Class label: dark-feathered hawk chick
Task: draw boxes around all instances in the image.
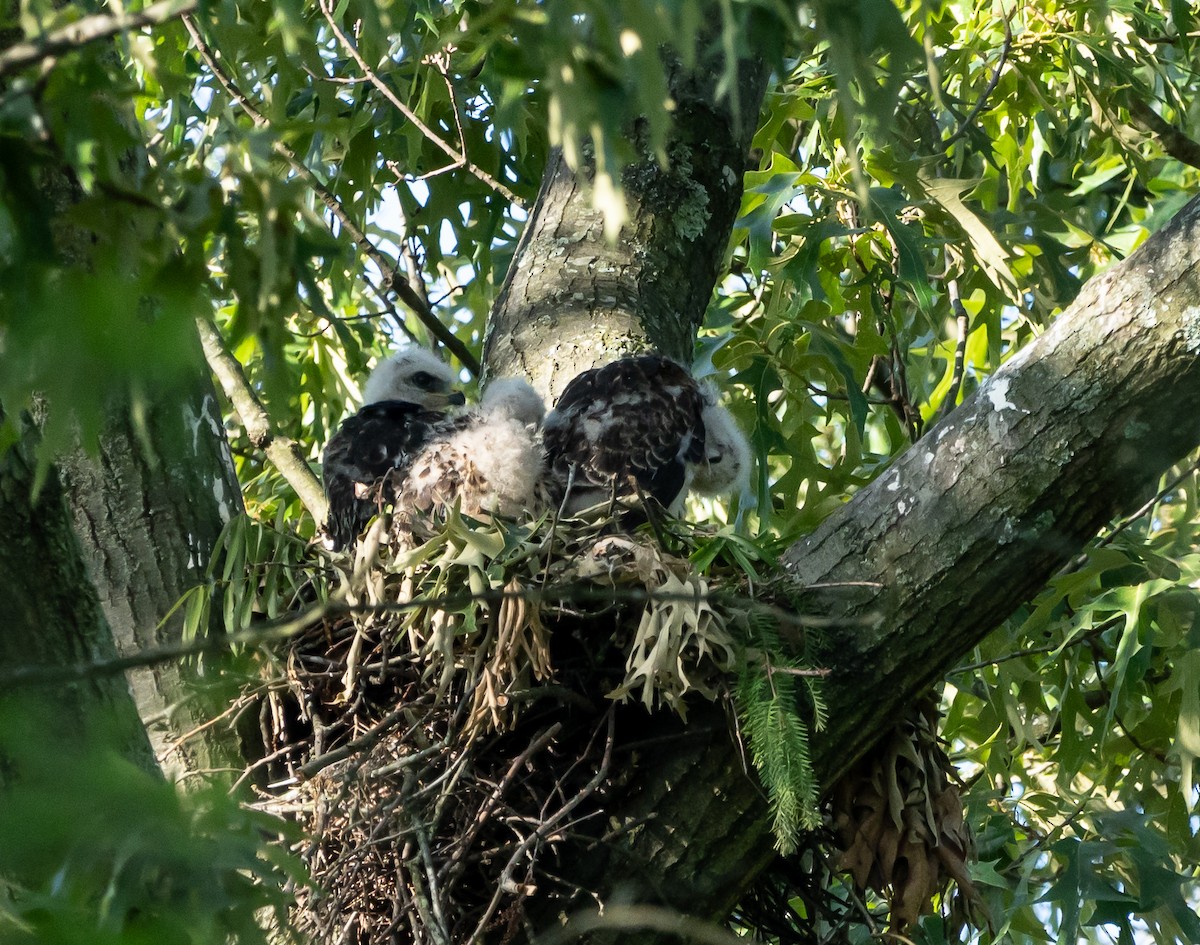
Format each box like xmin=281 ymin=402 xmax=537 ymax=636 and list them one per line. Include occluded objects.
xmin=542 ymin=353 xmax=749 ymax=517
xmin=392 ymin=378 xmax=547 ymax=537
xmin=321 ymin=349 xmax=465 ymax=550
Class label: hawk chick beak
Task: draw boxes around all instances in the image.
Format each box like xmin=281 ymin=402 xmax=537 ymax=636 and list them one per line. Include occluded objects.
xmin=427 ymin=390 xmax=466 ymax=408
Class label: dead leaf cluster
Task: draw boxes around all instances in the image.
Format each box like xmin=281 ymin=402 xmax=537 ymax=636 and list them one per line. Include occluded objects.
xmin=830 ymin=695 xmax=982 ymax=931
xmin=559 ymin=534 xmax=738 ymax=714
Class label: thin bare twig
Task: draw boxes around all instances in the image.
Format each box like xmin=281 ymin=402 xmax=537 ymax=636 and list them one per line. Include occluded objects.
xmin=318 ymin=0 xmax=524 ymax=208
xmin=468 ymin=711 xmax=615 ymax=942
xmin=195 ymin=317 xmax=328 ymax=522
xmin=400 ymin=769 xmax=453 ymax=945
xmin=881 ymin=309 xmax=921 ymax=442
xmin=0 ymin=599 xmax=339 ymax=688
xmin=767 ymin=665 xmax=832 ymax=679
xmin=294 ymin=702 xmax=424 ymax=782
xmin=293 ymin=307 xmax=394 ymax=338
xmin=940 ymin=11 xmax=1013 ymax=150
xmin=1056 ymin=453 xmax=1200 ymax=576
xmin=1087 ymin=637 xmax=1169 ymax=764
xmin=0 ymin=0 xmax=197 ymax=78
xmin=180 ymin=13 xmax=480 ymax=375
xmin=441 ymin=723 xmax=563 ymax=891
xmin=949 ymin=616 xmax=1118 ymax=675
xmin=851 ymin=235 xmax=922 ymax=440
xmin=393 ymin=198 xmax=434 ymax=315
xmin=937 ymin=278 xmax=970 ymax=422
xmin=426 ymin=48 xmax=469 ymax=159
xmin=1101 ymin=454 xmax=1200 ymax=545
xmin=363 ymin=270 xmax=423 ymax=344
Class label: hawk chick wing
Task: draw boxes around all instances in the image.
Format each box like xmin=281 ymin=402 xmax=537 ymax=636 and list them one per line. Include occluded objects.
xmin=322 ymin=401 xmax=447 ymax=549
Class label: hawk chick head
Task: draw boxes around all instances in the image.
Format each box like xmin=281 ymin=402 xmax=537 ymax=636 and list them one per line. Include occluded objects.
xmin=479 ymin=377 xmax=546 ymax=428
xmin=691 ymin=385 xmax=751 ymax=497
xmin=363 ymin=348 xmax=465 ymax=409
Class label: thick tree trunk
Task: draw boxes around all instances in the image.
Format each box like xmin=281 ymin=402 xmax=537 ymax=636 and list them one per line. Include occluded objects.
xmin=0 ymin=18 xmax=249 ymax=781
xmin=527 ymin=194 xmax=1200 ymax=939
xmin=57 ymin=368 xmax=246 ymax=782
xmin=0 ymin=416 xmax=156 ymax=773
xmin=481 ymin=55 xmax=769 ymax=399
xmin=477 ymin=44 xmax=777 ymax=941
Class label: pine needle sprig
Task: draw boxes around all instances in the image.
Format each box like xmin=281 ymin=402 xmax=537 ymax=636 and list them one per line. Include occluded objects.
xmin=734 ymin=609 xmax=824 ymax=854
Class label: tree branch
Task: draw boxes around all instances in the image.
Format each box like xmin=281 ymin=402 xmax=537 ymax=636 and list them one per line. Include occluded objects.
xmin=194 ymin=317 xmax=328 ymax=523
xmin=0 ymin=0 xmax=197 ymax=79
xmin=1126 ymin=96 xmax=1200 ymax=170
xmin=784 ymin=191 xmax=1200 ymax=784
xmin=939 ymin=10 xmax=1012 ymax=150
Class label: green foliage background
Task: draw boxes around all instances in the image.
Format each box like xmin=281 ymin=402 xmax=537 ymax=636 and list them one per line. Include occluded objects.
xmin=1 ymin=0 xmax=1199 ymax=942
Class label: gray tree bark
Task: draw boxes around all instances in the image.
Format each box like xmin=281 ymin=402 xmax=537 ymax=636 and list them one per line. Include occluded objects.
xmin=481 ymin=54 xmax=769 ymax=399
xmin=0 ymin=415 xmax=156 ymax=772
xmin=787 ymin=197 xmax=1200 ymax=784
xmin=0 ymin=25 xmax=247 ymax=783
xmin=57 ymin=367 xmax=246 ymax=782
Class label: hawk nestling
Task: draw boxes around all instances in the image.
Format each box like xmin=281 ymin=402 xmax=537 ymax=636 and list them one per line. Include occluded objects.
xmin=392 ymin=377 xmax=547 ymax=536
xmin=321 ymin=349 xmax=465 ymax=550
xmin=542 ymin=353 xmax=749 ymax=517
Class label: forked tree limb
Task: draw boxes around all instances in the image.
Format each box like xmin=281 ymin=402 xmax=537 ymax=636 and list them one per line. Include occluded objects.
xmin=529 ymin=195 xmax=1200 ymax=940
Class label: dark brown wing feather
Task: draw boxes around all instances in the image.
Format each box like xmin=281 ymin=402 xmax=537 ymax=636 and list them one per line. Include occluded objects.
xmin=321 ymin=400 xmax=447 ymax=549
xmin=543 ymin=354 xmax=705 ymax=511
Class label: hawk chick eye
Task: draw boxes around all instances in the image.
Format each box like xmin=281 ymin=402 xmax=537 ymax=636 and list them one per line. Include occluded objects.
xmin=411 ymin=371 xmax=438 ymax=390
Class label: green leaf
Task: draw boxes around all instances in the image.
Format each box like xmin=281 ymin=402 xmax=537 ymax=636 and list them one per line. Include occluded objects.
xmin=1173 ymin=650 xmax=1200 ymax=807
xmin=867 ymin=186 xmax=935 ymax=312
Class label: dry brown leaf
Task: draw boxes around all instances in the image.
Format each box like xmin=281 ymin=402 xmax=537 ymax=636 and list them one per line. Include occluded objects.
xmin=830 ymin=697 xmax=982 ymax=932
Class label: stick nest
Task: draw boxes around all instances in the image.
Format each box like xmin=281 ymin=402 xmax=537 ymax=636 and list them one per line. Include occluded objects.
xmin=250 ymin=510 xmax=746 ymax=945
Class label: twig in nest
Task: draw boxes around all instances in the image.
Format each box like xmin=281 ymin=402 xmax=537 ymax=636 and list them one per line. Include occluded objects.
xmin=440 ymin=723 xmax=564 ymax=894
xmin=467 ymin=710 xmax=616 ymax=941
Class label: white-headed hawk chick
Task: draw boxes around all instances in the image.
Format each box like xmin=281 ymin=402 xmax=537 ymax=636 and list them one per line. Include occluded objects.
xmin=321 ymin=349 xmax=465 ymax=550
xmin=542 ymin=353 xmax=749 ymax=518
